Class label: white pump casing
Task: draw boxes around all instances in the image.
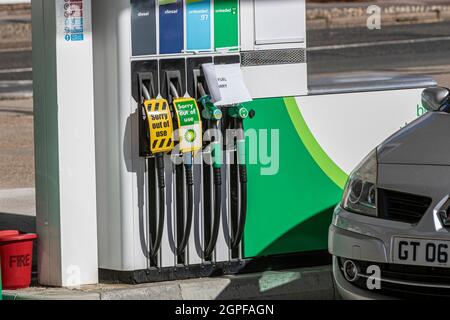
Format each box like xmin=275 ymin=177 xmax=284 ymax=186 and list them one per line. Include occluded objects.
xmin=32 ymin=0 xmax=98 ymax=286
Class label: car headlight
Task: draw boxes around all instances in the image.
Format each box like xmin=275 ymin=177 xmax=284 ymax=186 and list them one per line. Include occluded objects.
xmin=342 ymin=149 xmax=378 ymax=217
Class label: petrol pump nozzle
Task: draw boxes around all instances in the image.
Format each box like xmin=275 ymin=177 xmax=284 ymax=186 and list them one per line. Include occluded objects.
xmin=141 ymin=83 xmax=152 ymax=102
xmin=197 ymin=82 xmax=222 ymax=171
xmin=228 ymin=105 xmax=250 ymax=121
xmin=197 ymin=83 xmax=223 ymax=122
xmin=169 ymin=81 xmax=180 ymax=100
xmin=227 ymin=105 xmax=248 ymax=167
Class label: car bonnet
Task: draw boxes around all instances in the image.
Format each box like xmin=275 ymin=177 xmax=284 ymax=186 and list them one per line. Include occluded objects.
xmin=378 ymin=112 xmax=450 ymax=166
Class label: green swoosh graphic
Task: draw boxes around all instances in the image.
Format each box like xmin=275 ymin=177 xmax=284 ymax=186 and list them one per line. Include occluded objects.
xmin=284 ymin=97 xmax=348 ymax=189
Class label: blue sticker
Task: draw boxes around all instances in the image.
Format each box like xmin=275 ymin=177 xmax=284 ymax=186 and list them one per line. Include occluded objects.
xmin=62 ymin=1 xmax=85 ymax=42
xmin=159 ymin=0 xmax=184 ymax=54
xmin=71 ymin=33 xmax=84 ymax=41
xmin=65 ymin=18 xmax=83 ymax=26
xmin=65 ymin=26 xmax=84 ymax=34
xmin=72 ymin=26 xmax=84 ymax=33
xmin=186 ymin=0 xmax=211 ymax=51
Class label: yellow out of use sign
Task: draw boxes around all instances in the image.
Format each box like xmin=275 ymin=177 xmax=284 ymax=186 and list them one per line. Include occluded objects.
xmin=144 ymin=99 xmax=174 ymax=154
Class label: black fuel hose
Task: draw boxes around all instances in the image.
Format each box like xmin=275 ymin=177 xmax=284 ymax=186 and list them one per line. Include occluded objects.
xmin=203 ymin=167 xmax=222 ymax=259
xmin=229 ymin=120 xmax=248 ymax=250
xmin=176 ymin=159 xmax=194 ymax=256
xmin=141 ymin=85 xmax=166 ymax=264
xmin=231 ymin=164 xmax=247 ymax=249
xmin=150 ymin=153 xmax=166 ymax=264
xmin=203 ymin=122 xmax=222 ymax=259
xmin=168 ymin=82 xmax=195 ymax=258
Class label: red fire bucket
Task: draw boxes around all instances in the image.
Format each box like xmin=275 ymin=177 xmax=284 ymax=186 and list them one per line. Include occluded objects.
xmin=0 ymin=233 xmax=37 ymax=290
xmin=0 ymin=231 xmax=19 ymax=238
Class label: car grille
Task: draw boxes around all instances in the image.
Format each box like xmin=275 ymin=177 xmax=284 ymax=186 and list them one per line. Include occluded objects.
xmin=377 ymin=189 xmax=432 ymax=224
xmin=339 ymin=259 xmax=450 ymax=299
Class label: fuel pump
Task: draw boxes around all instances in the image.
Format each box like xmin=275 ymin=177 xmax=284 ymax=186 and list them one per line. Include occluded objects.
xmin=197 ymin=81 xmax=223 ymax=260
xmin=168 ymin=82 xmax=203 ymax=259
xmin=139 ymin=76 xmax=174 ymax=265
xmin=226 ymin=105 xmax=255 ymax=251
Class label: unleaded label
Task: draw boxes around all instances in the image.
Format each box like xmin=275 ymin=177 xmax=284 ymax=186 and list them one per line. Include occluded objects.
xmin=186 ymin=0 xmax=212 ymax=51
xmin=214 ymin=0 xmax=239 ymax=49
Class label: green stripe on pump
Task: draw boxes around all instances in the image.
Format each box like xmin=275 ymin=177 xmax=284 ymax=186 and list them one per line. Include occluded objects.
xmin=243 ymin=97 xmax=343 ymax=257
xmin=284 ymin=97 xmax=348 ymax=190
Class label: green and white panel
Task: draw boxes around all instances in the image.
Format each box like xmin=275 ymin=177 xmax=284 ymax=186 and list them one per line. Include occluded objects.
xmin=242 ymin=89 xmax=424 ymax=258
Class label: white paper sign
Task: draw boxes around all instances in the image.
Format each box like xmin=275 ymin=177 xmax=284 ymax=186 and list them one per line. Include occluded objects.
xmin=202 ymin=63 xmax=253 ymax=106
xmin=202 ymin=63 xmax=222 ymax=103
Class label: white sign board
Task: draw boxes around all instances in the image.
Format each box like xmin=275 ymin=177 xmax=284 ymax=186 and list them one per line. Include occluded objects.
xmin=202 ymin=63 xmax=253 ymax=106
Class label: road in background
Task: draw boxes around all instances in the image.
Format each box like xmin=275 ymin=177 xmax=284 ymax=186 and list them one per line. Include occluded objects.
xmin=0 ymin=10 xmax=31 ymax=98
xmin=307 ymin=21 xmax=450 ymax=86
xmin=3 ymin=21 xmax=450 ymax=98
xmin=0 ymin=20 xmax=449 ymax=181
xmin=1 ymin=18 xmax=450 ymax=189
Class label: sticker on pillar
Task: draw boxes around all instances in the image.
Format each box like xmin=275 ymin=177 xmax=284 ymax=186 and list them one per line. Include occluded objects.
xmin=131 ymin=0 xmax=157 ymax=56
xmin=144 ymin=99 xmax=175 ymax=154
xmin=159 ymin=0 xmax=184 ymax=54
xmin=63 ymin=0 xmax=85 ymax=42
xmin=186 ymin=0 xmax=212 ymax=52
xmin=173 ymin=98 xmax=202 ymax=153
xmin=214 ymin=0 xmax=238 ymax=50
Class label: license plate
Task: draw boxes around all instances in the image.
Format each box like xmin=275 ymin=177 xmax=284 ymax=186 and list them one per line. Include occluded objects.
xmin=393 ymin=237 xmax=450 ymax=268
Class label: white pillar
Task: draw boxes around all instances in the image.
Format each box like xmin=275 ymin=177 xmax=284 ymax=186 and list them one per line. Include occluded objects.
xmin=32 ymin=0 xmax=98 ymax=287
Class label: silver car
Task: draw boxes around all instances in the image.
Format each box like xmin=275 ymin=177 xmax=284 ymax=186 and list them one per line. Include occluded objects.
xmin=329 ymin=86 xmax=450 ymax=299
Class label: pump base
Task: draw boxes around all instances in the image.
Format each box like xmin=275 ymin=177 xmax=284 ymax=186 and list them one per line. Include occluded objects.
xmin=99 ymin=251 xmax=330 ymax=284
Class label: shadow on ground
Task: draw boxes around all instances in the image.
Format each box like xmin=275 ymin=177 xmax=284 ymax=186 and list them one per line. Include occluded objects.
xmin=0 ymin=212 xmax=35 ymax=234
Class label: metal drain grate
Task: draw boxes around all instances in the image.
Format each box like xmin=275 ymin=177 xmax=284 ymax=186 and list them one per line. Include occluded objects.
xmin=241 ymin=48 xmax=306 ymax=67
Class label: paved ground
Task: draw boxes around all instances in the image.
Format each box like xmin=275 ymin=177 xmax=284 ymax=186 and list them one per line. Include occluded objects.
xmin=0 ymin=50 xmax=31 ymax=97
xmin=3 ymin=265 xmax=337 ymax=300
xmin=0 ymin=188 xmax=34 ymax=215
xmin=0 ymin=98 xmax=34 ymax=191
xmin=0 ymin=6 xmax=31 ymax=98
